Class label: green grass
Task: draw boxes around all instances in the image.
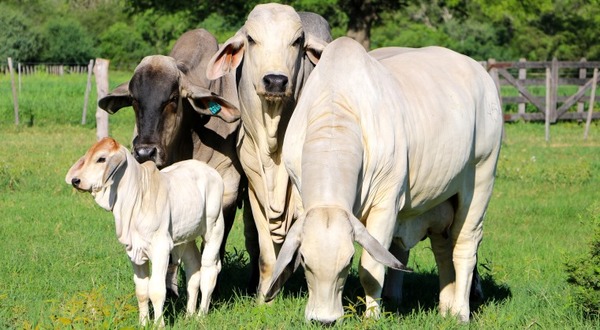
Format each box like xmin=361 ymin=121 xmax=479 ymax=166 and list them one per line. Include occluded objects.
xmin=1 ymin=74 xmax=599 ymax=328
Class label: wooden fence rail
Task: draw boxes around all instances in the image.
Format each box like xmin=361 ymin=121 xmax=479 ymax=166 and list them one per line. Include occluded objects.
xmin=485 ymin=58 xmax=600 ymax=122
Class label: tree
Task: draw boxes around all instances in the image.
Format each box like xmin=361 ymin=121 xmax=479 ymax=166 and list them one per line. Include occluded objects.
xmin=39 ymin=18 xmax=96 ymax=64
xmin=126 ymin=0 xmax=402 ymax=50
xmin=0 ymin=4 xmax=42 ymax=62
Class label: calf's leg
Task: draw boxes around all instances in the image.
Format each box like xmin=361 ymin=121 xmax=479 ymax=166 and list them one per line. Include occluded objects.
xmin=180 ymin=242 xmax=202 ymax=315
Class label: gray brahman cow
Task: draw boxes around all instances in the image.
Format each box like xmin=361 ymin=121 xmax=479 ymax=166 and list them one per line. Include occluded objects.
xmin=266 ymin=37 xmax=503 ymax=324
xmin=66 ymin=137 xmax=224 ymax=326
xmin=98 ymin=29 xmax=248 ymax=294
xmin=206 ymin=3 xmax=331 ymax=298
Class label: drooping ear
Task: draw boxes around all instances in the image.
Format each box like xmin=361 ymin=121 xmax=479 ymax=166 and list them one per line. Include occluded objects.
xmin=98 ymin=82 xmax=132 ymax=114
xmin=305 ymin=34 xmax=327 ymax=65
xmin=349 ymin=214 xmax=412 ymax=272
xmin=181 ymin=75 xmax=241 ymax=123
xmin=206 ymin=31 xmax=246 ymax=80
xmin=102 ymin=145 xmax=127 ymax=185
xmin=264 ymin=215 xmax=306 ymax=302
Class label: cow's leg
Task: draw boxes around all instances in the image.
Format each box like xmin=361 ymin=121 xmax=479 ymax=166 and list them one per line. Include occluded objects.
xmin=220 ymin=202 xmax=237 ymax=262
xmin=243 ymin=192 xmax=260 ymax=294
xmin=451 ymin=164 xmax=495 ymax=322
xmin=247 ymin=188 xmax=279 ymax=303
xmin=165 ymin=256 xmax=180 ymax=298
xmin=382 ymin=243 xmax=409 ymax=306
xmin=430 ymin=230 xmax=455 ymax=316
xmin=179 ymin=242 xmax=202 ymax=316
xmin=131 ymin=261 xmax=150 ymax=326
xmin=149 ymin=248 xmax=170 ymax=327
xmin=198 ymin=212 xmax=224 ymax=315
xmin=359 ymin=205 xmax=397 ymax=318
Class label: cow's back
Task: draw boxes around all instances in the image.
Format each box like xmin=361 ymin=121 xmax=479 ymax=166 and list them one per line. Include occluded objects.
xmin=377 ymin=46 xmax=502 ymax=213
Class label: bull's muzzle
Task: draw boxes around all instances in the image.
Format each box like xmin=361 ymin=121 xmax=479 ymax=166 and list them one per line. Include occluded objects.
xmin=133 ymin=145 xmax=157 ymax=163
xmin=262 ymin=74 xmax=288 ymax=94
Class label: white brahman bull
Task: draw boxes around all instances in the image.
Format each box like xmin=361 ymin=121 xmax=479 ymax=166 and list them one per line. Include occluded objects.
xmin=206 ymin=3 xmax=331 ymax=299
xmin=267 ymin=37 xmax=503 ymax=324
xmin=66 ymin=137 xmax=224 ymax=326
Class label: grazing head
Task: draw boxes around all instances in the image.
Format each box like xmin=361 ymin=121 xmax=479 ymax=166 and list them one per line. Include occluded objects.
xmin=207 ymin=3 xmax=326 ymax=103
xmin=98 ymin=55 xmax=240 ymax=168
xmin=65 ymin=137 xmax=127 ymax=194
xmin=265 ymin=207 xmax=410 ymax=324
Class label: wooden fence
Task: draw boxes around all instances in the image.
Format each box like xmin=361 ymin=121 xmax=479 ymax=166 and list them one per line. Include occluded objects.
xmin=485 ymin=58 xmax=600 ymax=123
xmin=0 ymin=63 xmax=92 ymax=75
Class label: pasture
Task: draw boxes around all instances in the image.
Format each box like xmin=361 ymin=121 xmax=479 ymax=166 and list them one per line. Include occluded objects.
xmin=1 ymin=73 xmax=599 ymax=329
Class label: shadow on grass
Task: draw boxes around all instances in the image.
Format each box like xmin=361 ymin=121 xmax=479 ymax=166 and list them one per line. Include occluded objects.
xmin=162 ymin=250 xmax=512 ymax=325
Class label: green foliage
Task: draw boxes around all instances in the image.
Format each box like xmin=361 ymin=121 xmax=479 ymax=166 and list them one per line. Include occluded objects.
xmin=565 ymin=203 xmax=600 ymax=319
xmin=39 ymin=18 xmax=96 ymax=64
xmin=98 ymin=22 xmax=154 ymax=69
xmin=0 ymin=4 xmax=42 ymax=61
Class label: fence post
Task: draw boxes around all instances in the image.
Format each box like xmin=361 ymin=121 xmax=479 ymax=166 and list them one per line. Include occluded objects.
xmin=94 ymin=58 xmax=110 ymax=140
xmin=578 ymin=58 xmax=587 ymax=118
xmin=8 ymin=57 xmax=19 ymax=125
xmin=583 ymin=68 xmax=598 ymax=140
xmin=17 ymin=62 xmax=22 ymax=93
xmin=545 ymin=66 xmax=551 ymax=141
xmin=82 ymin=59 xmax=94 ymax=125
xmin=518 ymin=58 xmax=526 ymax=117
xmin=550 ymin=57 xmax=559 ymax=122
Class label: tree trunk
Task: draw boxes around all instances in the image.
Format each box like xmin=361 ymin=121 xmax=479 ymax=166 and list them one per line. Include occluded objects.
xmin=345 ymin=0 xmax=376 ymax=50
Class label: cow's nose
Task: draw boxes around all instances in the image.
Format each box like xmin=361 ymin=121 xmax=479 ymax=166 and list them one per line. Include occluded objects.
xmin=71 ymin=178 xmax=81 ymax=187
xmin=134 ymin=146 xmax=157 ymax=162
xmin=263 ymin=74 xmax=288 ymax=93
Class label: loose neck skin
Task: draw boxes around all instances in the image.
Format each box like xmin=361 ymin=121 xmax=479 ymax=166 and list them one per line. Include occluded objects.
xmin=92 ymin=149 xmax=148 ymax=246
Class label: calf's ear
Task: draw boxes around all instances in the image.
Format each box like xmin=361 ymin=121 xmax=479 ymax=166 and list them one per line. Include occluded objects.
xmin=206 ymin=31 xmax=246 ymax=80
xmin=305 ymin=34 xmax=327 ymax=65
xmin=349 ymin=214 xmax=412 ymax=272
xmin=181 ymin=76 xmax=241 ymax=123
xmin=264 ymin=215 xmax=306 ymax=302
xmin=98 ymin=82 xmax=132 ymax=114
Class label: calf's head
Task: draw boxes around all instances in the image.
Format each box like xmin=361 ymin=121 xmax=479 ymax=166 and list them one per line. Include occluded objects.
xmin=65 ymin=137 xmax=127 ymax=194
xmin=265 ymin=207 xmax=410 ymax=324
xmin=206 ymin=3 xmax=325 ymax=103
xmin=98 ymin=55 xmax=240 ymax=168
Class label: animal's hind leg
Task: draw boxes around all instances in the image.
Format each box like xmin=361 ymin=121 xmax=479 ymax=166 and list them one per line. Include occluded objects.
xmin=382 ymin=243 xmax=409 ymax=306
xmin=430 ymin=230 xmax=455 ymax=317
xmin=180 ymin=242 xmax=202 ymax=316
xmin=198 ymin=211 xmax=224 ymax=315
xmin=450 ymin=165 xmax=496 ymax=322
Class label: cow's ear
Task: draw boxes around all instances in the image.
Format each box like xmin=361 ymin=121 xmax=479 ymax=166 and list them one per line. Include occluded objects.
xmin=181 ymin=77 xmax=241 ymax=123
xmin=265 ymin=215 xmax=305 ymax=302
xmin=349 ymin=214 xmax=412 ymax=272
xmin=98 ymin=82 xmax=132 ymax=114
xmin=305 ymin=34 xmax=327 ymax=65
xmin=206 ymin=31 xmax=246 ymax=80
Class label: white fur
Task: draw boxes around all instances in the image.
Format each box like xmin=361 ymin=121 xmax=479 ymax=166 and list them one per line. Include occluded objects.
xmin=66 ymin=137 xmax=224 ymax=326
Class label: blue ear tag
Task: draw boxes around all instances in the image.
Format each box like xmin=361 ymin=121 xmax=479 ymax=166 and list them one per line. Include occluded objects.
xmin=208 ymin=101 xmax=221 ymax=115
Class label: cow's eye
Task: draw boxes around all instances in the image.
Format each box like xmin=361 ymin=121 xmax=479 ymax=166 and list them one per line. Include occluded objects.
xmin=292 ymin=36 xmax=303 ymax=47
xmin=97 ymin=157 xmax=106 ymax=163
xmin=247 ymin=35 xmax=255 ymax=45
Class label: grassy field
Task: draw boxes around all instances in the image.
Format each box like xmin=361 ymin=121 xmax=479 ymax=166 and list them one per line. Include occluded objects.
xmin=1 ymin=73 xmax=599 ymax=329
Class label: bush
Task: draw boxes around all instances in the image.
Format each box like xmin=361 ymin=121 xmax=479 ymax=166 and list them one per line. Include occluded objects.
xmin=565 ymin=203 xmax=600 ymax=319
xmin=0 ymin=4 xmax=42 ymax=62
xmin=39 ymin=18 xmax=96 ymax=64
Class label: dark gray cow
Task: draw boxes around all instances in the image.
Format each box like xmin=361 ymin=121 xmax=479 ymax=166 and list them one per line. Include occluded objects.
xmin=98 ymin=29 xmax=253 ymax=295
